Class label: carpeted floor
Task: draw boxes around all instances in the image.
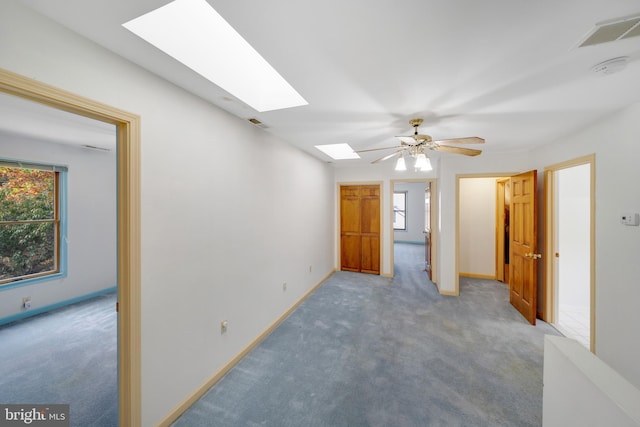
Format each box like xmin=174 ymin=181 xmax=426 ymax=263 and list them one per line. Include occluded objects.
xmin=173 ymin=243 xmax=559 ymax=427
xmin=0 ymin=244 xmax=559 ymax=426
xmin=0 ymin=292 xmax=117 ymax=427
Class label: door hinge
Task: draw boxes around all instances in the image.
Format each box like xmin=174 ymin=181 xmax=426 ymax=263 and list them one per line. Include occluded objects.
xmin=116 ymin=301 xmax=119 ymax=313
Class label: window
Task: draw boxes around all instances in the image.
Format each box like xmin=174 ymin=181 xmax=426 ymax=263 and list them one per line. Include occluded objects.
xmin=393 ymin=191 xmax=407 ymax=230
xmin=0 ymin=162 xmax=66 ymax=285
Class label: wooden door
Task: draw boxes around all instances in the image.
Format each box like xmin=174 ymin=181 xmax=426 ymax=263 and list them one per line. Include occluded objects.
xmin=509 ymin=170 xmax=538 ymax=325
xmin=340 ymin=185 xmax=380 ymax=274
xmin=340 ymin=186 xmax=361 ymax=272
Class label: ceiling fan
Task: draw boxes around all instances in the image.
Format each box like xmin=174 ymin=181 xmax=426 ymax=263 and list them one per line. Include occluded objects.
xmin=357 ymin=118 xmax=484 ymax=167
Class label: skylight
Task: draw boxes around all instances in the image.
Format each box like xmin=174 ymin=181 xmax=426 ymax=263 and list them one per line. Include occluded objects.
xmin=315 ymin=144 xmax=360 ymax=160
xmin=122 ymin=0 xmax=307 ymax=112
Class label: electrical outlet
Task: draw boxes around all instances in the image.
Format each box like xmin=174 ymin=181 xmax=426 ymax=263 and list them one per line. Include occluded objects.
xmin=309 ymin=265 xmax=312 ymax=273
xmin=282 ymin=282 xmax=287 ymax=291
xmin=220 ymin=320 xmax=228 ymax=334
xmin=22 ymin=297 xmax=31 ymax=310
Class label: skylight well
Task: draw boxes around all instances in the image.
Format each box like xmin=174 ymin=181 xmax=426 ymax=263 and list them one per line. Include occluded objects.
xmin=315 ymin=144 xmax=360 ymax=160
xmin=123 ymin=0 xmax=307 ymax=112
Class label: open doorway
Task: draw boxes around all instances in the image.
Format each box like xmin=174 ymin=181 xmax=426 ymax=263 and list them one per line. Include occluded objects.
xmin=495 ymin=178 xmax=510 ymax=284
xmin=0 ymin=90 xmax=118 ymax=423
xmin=0 ymin=68 xmax=141 ymax=424
xmin=544 ymin=156 xmax=594 ymax=351
xmin=390 ymin=179 xmax=437 ymax=284
xmin=455 ymin=173 xmax=517 ymax=296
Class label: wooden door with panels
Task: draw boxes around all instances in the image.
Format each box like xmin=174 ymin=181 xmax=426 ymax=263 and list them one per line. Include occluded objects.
xmin=509 ymin=170 xmax=539 ymax=325
xmin=340 ymin=185 xmax=380 ymax=274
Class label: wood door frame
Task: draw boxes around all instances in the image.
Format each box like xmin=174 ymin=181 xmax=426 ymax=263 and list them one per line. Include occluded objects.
xmin=0 ymin=68 xmax=142 ymax=426
xmin=543 ymin=154 xmax=595 ymax=352
xmin=495 ymin=178 xmax=509 ymax=283
xmin=455 ymin=173 xmax=516 ymax=296
xmin=337 ymin=181 xmax=383 ymax=275
xmin=389 ymin=178 xmax=438 ymax=284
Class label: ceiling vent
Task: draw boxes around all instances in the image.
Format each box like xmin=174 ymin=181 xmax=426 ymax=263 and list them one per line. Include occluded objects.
xmin=81 ymin=144 xmax=111 ymax=152
xmin=248 ymin=118 xmax=269 ymax=129
xmin=578 ymin=13 xmax=640 ymax=47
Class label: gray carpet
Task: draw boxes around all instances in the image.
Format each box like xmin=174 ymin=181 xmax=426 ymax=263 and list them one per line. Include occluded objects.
xmin=0 ymin=292 xmax=117 ymax=427
xmin=173 ymin=243 xmax=559 ymax=426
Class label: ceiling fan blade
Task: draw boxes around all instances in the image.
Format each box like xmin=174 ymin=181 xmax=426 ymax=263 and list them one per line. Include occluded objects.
xmin=356 ymin=145 xmax=403 ymax=153
xmin=432 ymin=145 xmax=482 ymax=156
xmin=372 ymin=150 xmax=402 ymax=164
xmin=433 ymin=136 xmax=485 ymax=145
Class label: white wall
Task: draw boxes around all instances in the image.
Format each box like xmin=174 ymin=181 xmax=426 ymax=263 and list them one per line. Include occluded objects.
xmin=533 ymin=103 xmax=640 ymax=390
xmin=543 ymin=336 xmax=640 ymax=427
xmin=459 ymin=177 xmax=496 ymax=277
xmin=393 ymin=181 xmax=427 ymax=243
xmin=0 ymin=132 xmax=116 ymax=320
xmin=557 ymin=164 xmax=590 ymax=309
xmin=0 ymin=2 xmax=335 ymax=425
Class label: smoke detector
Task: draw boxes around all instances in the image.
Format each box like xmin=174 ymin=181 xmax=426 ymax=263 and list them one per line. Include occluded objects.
xmin=591 ymin=57 xmax=629 ymax=75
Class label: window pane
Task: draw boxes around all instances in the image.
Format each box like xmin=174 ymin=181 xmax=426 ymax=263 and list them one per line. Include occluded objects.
xmin=0 ymin=221 xmax=56 ymax=281
xmin=393 ymin=192 xmax=406 ymax=230
xmin=0 ymin=166 xmax=55 ymax=221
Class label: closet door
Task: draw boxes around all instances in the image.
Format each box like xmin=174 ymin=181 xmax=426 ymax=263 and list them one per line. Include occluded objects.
xmin=340 ymin=186 xmax=361 ymax=272
xmin=340 ymin=185 xmax=380 ymax=274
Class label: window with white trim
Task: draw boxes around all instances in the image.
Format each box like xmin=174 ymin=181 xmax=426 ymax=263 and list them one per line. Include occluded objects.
xmin=393 ymin=191 xmax=407 ymax=230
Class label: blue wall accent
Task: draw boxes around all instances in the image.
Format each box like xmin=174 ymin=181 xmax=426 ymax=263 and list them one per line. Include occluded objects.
xmin=393 ymin=240 xmax=425 ymax=245
xmin=0 ymin=286 xmax=116 ymax=326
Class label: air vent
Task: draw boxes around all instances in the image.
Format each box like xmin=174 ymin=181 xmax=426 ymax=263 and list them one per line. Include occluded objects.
xmin=578 ymin=13 xmax=640 ymax=47
xmin=81 ymin=144 xmax=111 ymax=152
xmin=248 ymin=118 xmax=269 ymax=129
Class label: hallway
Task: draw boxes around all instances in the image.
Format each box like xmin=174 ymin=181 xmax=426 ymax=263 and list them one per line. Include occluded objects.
xmin=173 ymin=243 xmax=558 ymax=426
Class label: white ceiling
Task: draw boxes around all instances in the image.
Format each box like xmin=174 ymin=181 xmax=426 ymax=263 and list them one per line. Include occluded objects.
xmin=0 ymin=91 xmax=116 ymax=150
xmin=9 ymin=0 xmax=640 ymax=165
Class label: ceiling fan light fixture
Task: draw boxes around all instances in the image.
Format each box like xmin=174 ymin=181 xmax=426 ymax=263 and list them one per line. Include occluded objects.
xmin=395 ymin=156 xmax=407 ymax=171
xmin=420 ymin=157 xmax=432 ymax=172
xmin=414 ymin=152 xmax=428 ymax=170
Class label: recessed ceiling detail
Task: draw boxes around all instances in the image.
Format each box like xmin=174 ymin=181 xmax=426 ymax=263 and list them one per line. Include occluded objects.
xmin=122 ymin=0 xmax=308 ymax=112
xmin=578 ymin=13 xmax=640 ymax=47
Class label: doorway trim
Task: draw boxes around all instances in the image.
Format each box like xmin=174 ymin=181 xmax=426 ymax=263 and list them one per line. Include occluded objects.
xmin=543 ymin=154 xmax=595 ymax=352
xmin=389 ymin=178 xmax=438 ymax=284
xmin=0 ymin=68 xmax=142 ymax=425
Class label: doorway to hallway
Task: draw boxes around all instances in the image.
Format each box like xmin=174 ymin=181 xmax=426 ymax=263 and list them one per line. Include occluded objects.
xmin=391 ymin=179 xmax=437 ymax=284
